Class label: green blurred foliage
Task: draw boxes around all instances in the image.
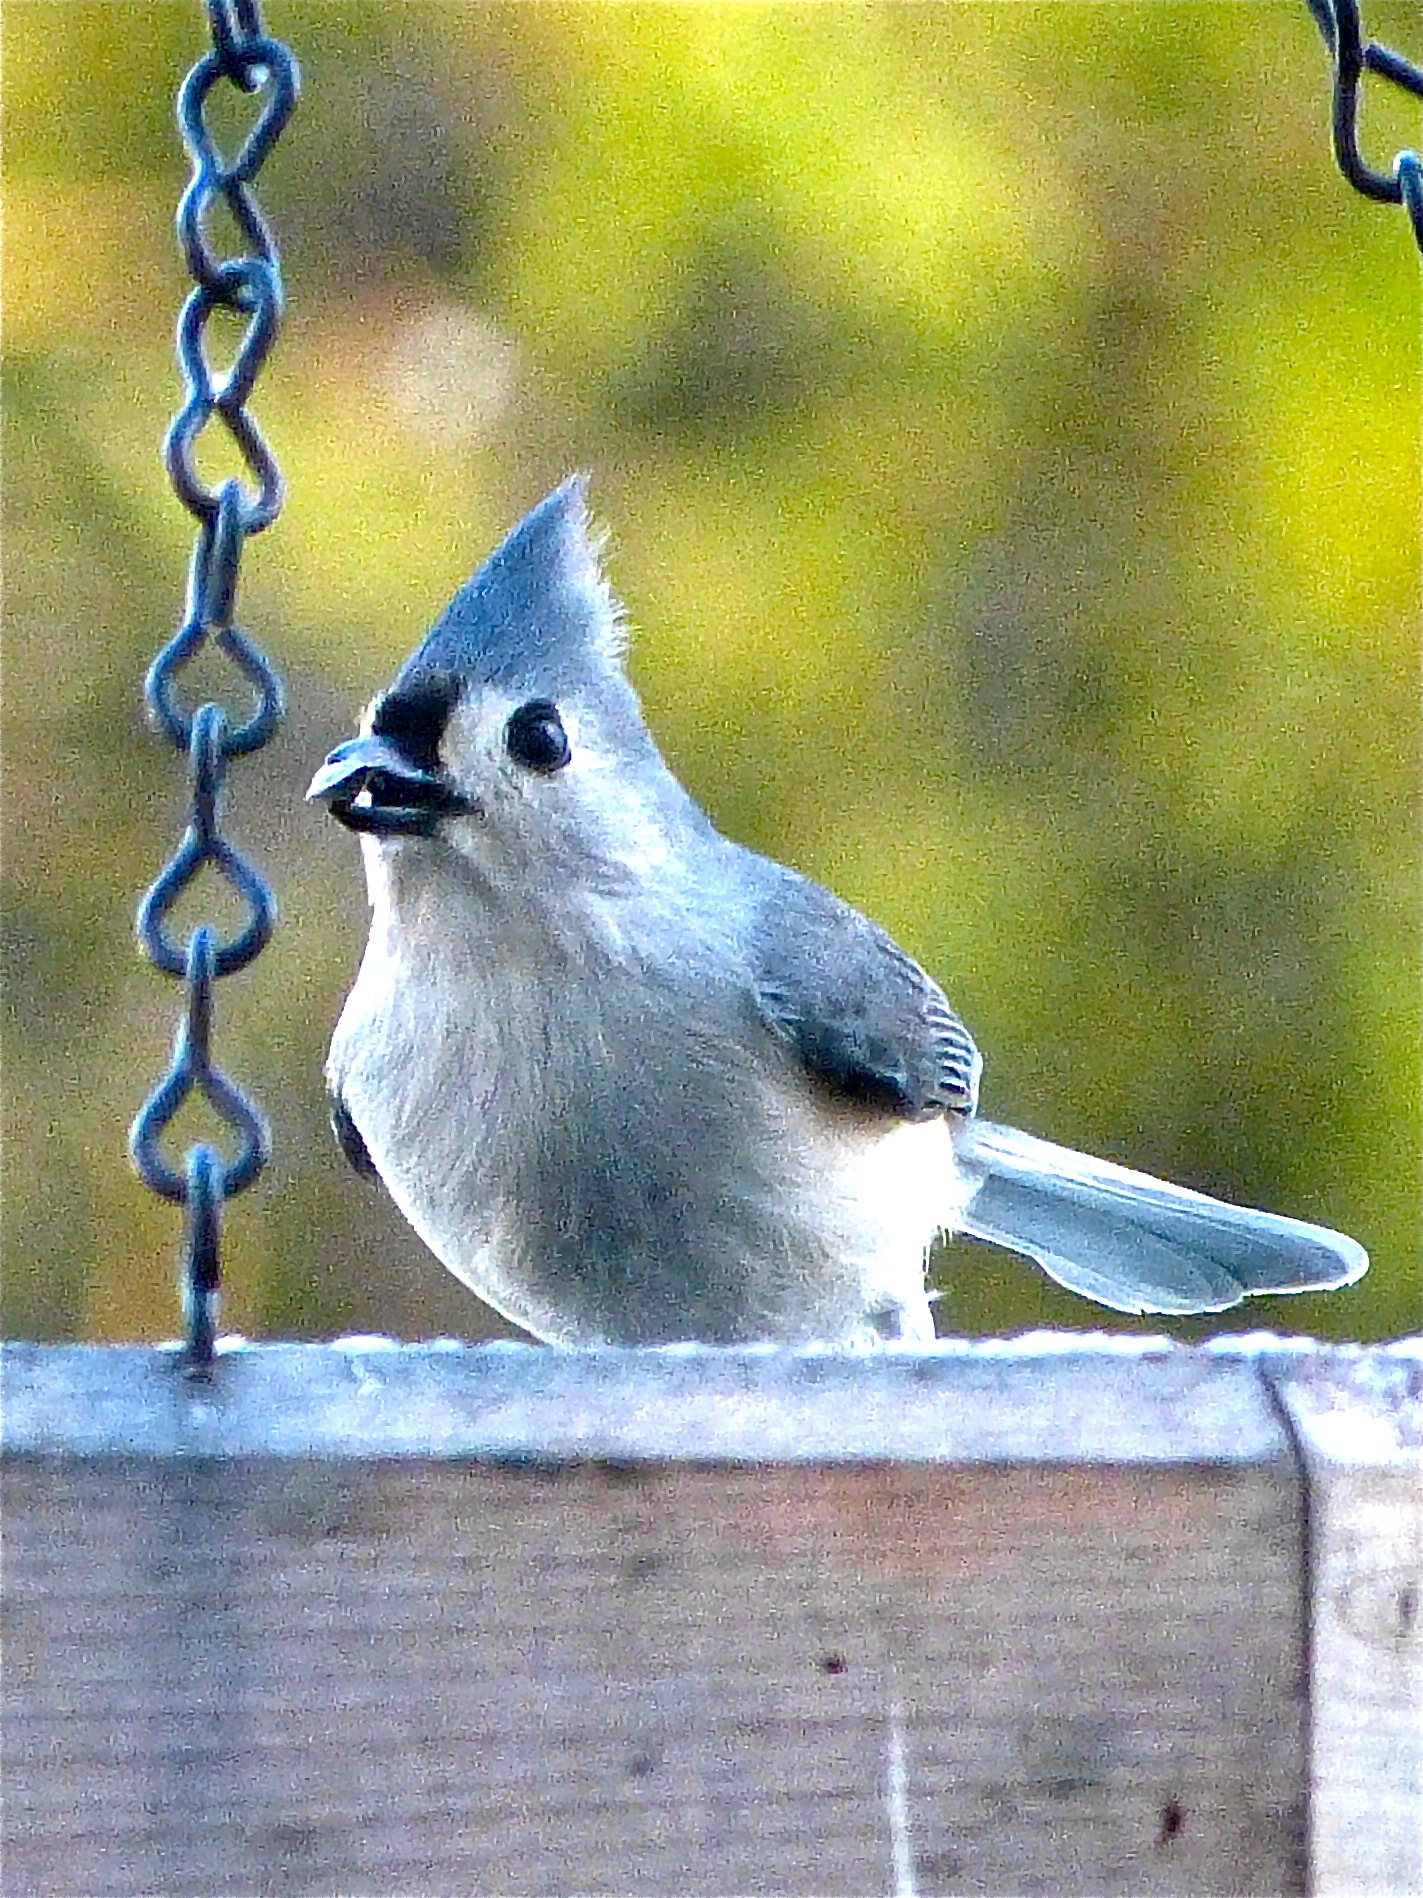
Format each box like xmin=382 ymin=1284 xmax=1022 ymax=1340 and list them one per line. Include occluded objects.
xmin=3 ymin=2 xmax=1418 ymax=1345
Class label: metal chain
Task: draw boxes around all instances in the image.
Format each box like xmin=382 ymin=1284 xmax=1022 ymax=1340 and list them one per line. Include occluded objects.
xmin=130 ymin=0 xmax=299 ymax=1367
xmin=1306 ymin=0 xmax=1423 ymax=250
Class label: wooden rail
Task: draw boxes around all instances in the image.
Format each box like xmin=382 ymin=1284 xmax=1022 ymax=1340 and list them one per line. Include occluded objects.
xmin=3 ymin=1337 xmax=1418 ymax=1897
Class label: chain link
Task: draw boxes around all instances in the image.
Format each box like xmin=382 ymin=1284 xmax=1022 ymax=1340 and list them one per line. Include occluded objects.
xmin=1306 ymin=0 xmax=1423 ymax=250
xmin=130 ymin=0 xmax=298 ymax=1367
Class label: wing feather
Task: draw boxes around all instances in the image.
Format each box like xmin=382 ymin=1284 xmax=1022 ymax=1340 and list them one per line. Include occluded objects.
xmin=748 ymin=862 xmax=979 ymax=1121
xmin=330 ymin=1089 xmax=382 ymax=1183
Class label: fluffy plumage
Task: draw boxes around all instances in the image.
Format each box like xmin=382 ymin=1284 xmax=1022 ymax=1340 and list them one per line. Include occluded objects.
xmin=309 ymin=479 xmax=1367 ymax=1343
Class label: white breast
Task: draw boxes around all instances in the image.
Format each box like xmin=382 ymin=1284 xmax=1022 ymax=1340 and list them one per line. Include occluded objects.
xmin=328 ymin=842 xmax=970 ymax=1345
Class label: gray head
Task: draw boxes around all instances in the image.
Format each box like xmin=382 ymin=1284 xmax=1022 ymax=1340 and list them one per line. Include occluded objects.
xmin=307 ymin=478 xmax=708 ymax=886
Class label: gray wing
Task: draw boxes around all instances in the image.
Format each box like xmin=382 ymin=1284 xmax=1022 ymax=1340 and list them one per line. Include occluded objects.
xmin=747 ymin=860 xmax=980 ymax=1121
xmin=329 ymin=1088 xmax=382 ymax=1184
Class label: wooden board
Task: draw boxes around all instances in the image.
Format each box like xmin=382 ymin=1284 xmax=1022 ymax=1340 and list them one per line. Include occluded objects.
xmin=0 ymin=1338 xmax=1407 ymax=1897
xmin=1266 ymin=1342 xmax=1423 ymax=1898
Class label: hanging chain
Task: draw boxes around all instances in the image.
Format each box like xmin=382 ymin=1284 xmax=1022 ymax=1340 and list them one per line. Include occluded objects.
xmin=130 ymin=0 xmax=299 ymax=1367
xmin=1306 ymin=0 xmax=1423 ymax=250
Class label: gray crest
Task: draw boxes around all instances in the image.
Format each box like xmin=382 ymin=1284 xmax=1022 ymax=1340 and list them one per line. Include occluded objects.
xmin=393 ymin=475 xmax=625 ymax=699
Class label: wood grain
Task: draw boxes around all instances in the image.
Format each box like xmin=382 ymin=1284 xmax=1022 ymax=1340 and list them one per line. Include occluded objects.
xmin=0 ymin=1339 xmax=1382 ymax=1897
xmin=1266 ymin=1343 xmax=1423 ymax=1898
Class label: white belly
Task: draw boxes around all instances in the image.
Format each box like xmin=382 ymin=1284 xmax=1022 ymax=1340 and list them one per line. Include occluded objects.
xmin=330 ymin=900 xmax=971 ymax=1345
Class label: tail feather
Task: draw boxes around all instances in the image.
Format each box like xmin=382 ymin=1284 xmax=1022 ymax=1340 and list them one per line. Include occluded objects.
xmin=955 ymin=1120 xmax=1369 ymax=1316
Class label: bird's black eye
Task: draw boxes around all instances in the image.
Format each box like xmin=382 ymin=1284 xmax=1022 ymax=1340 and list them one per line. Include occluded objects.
xmin=505 ymin=698 xmax=571 ymax=774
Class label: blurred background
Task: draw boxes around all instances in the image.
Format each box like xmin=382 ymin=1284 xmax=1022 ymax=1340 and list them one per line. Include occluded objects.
xmin=4 ymin=2 xmax=1418 ymax=1345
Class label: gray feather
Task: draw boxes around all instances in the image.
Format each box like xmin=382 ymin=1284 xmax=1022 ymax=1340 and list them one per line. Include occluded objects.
xmin=749 ymin=859 xmax=981 ymax=1121
xmin=394 ymin=476 xmax=625 ymax=702
xmin=956 ymin=1120 xmax=1369 ymax=1314
xmin=330 ymin=1089 xmax=381 ymax=1184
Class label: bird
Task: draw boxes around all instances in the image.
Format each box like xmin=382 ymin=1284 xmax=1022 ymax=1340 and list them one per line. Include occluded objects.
xmin=307 ymin=477 xmax=1368 ymax=1346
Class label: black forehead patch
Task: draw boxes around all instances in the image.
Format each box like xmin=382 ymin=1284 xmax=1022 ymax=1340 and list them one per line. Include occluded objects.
xmin=369 ymin=672 xmax=460 ymax=773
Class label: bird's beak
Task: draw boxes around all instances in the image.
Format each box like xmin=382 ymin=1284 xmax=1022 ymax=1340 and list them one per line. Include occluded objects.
xmin=306 ymin=735 xmax=475 ymax=836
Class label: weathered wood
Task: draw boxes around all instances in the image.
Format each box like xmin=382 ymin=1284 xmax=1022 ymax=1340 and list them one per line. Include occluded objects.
xmin=0 ymin=1338 xmax=1410 ymax=1898
xmin=1263 ymin=1342 xmax=1423 ymax=1898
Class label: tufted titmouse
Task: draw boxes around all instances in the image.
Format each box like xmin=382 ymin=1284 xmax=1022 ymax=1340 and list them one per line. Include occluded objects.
xmin=308 ymin=479 xmax=1367 ymax=1345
